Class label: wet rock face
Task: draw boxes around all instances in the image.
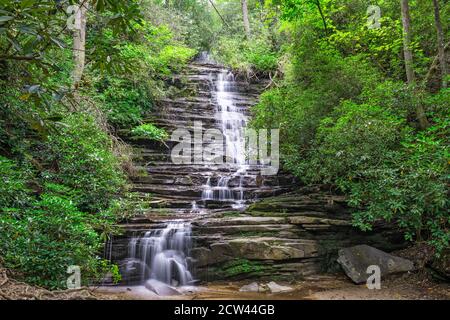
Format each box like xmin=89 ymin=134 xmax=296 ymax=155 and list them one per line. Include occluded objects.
xmin=121 ymin=61 xmax=296 ymax=210
xmin=191 ymin=238 xmax=317 ymax=266
xmin=191 ymin=189 xmax=407 ymax=281
xmin=109 ymin=60 xmax=300 ymax=285
xmin=108 ymin=61 xmax=407 ymax=285
xmin=337 ymin=245 xmax=415 ymax=284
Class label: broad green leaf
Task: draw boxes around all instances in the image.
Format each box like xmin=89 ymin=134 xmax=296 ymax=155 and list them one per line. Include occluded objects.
xmin=0 ymin=16 xmax=13 ymax=23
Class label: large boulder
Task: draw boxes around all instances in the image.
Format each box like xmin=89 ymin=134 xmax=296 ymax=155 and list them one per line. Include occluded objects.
xmin=337 ymin=245 xmax=414 ymax=284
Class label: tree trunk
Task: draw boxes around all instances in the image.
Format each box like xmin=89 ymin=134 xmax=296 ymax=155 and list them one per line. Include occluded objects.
xmin=314 ymin=0 xmax=328 ymax=34
xmin=72 ymin=1 xmax=88 ymax=88
xmin=400 ymin=0 xmax=415 ymax=84
xmin=241 ymin=0 xmax=251 ymax=39
xmin=432 ymin=0 xmax=448 ymax=88
xmin=400 ymin=0 xmax=429 ymax=129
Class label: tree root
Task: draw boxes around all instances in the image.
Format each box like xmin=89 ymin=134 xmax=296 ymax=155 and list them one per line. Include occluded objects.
xmin=0 ymin=268 xmax=115 ymax=300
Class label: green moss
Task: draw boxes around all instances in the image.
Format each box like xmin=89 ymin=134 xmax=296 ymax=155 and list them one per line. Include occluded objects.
xmin=237 ymin=231 xmax=279 ymax=238
xmin=244 ymin=210 xmax=291 ymax=218
xmin=221 ymin=211 xmax=243 ymax=217
xmin=220 ymin=259 xmax=266 ymax=277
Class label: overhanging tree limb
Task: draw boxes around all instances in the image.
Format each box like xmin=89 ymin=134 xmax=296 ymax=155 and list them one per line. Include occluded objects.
xmin=0 ymin=55 xmax=37 ymax=61
xmin=208 ymin=0 xmax=231 ymax=29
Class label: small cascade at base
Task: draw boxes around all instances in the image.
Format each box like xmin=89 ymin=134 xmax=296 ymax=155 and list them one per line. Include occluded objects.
xmin=124 ymin=222 xmax=193 ymax=286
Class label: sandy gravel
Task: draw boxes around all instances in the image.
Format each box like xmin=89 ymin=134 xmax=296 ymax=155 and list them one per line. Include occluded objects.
xmin=95 ymin=274 xmax=449 ymax=300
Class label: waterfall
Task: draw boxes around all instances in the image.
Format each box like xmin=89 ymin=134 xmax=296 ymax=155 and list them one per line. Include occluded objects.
xmin=197 ymin=51 xmax=216 ymax=64
xmin=190 ymin=201 xmax=198 ymax=213
xmin=201 ymin=177 xmax=214 ymax=200
xmin=104 ymin=235 xmax=113 ymax=268
xmin=120 ymin=55 xmax=261 ymax=290
xmin=201 ymin=69 xmax=248 ymax=209
xmin=217 ymin=71 xmax=247 ymax=165
xmin=125 ymin=222 xmax=193 ymax=286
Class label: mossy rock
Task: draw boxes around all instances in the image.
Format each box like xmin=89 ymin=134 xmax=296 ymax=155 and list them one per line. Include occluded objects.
xmin=209 ymin=259 xmax=271 ymax=279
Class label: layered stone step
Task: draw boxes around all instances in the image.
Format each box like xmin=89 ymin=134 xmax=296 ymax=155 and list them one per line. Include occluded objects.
xmin=131 ymin=172 xmax=295 ymax=187
xmin=131 ymin=183 xmax=289 ymax=200
xmin=189 ymin=188 xmax=407 ymax=281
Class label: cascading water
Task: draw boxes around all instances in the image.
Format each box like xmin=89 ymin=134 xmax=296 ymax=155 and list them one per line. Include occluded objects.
xmin=125 ymin=222 xmax=193 ymax=286
xmin=122 ymin=55 xmax=255 ymax=290
xmin=201 ymin=69 xmax=249 ymax=209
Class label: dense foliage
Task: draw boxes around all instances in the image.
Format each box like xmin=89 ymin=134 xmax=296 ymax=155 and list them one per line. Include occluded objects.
xmin=0 ymin=0 xmax=195 ymax=288
xmin=210 ymin=0 xmax=281 ymax=74
xmin=243 ymin=0 xmax=449 ymax=254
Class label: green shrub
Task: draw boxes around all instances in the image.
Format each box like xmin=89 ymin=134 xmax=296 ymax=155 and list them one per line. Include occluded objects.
xmin=96 ymin=77 xmax=153 ymax=128
xmin=131 ymin=123 xmax=168 ymax=141
xmin=305 ymin=103 xmax=449 ymax=254
xmin=305 ymin=102 xmax=410 ymax=183
xmin=0 ymin=117 xmax=128 ymax=289
xmin=154 ymin=44 xmax=197 ymax=75
xmin=359 ymin=81 xmax=418 ymax=119
xmin=244 ymin=38 xmax=278 ymax=72
xmin=42 ymin=113 xmax=126 ymax=213
xmin=93 ymin=24 xmax=195 ymax=129
xmin=0 ymin=191 xmax=115 ymax=289
xmin=0 ymin=157 xmax=31 ymax=209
